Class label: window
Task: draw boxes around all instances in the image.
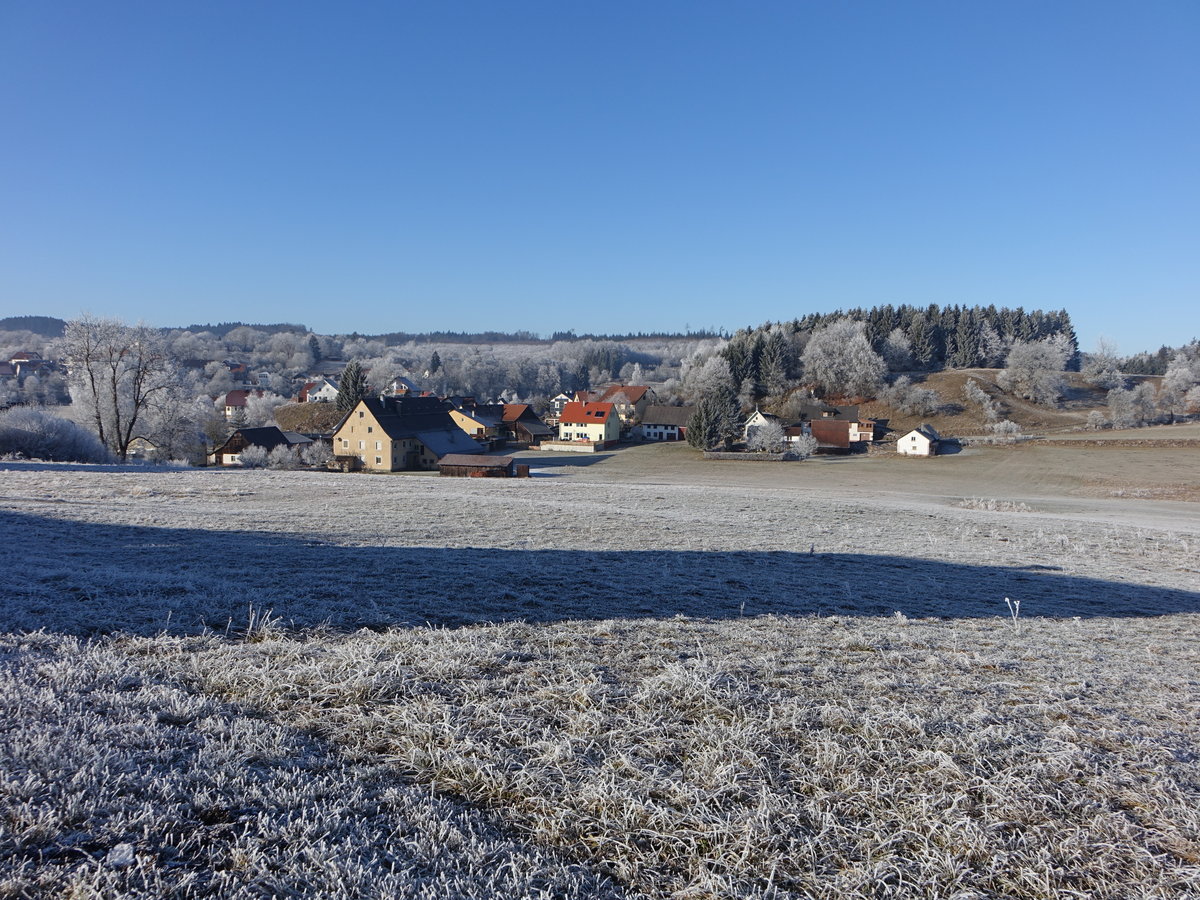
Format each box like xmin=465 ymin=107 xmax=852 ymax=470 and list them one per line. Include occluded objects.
xmin=341 ymin=439 xmax=348 ymax=448
xmin=375 ymin=456 xmax=382 ymax=464
xmin=358 ymin=411 xmax=364 ymax=418
xmin=358 ymin=441 xmax=365 ymax=450
xmin=375 ymin=441 xmax=381 ymax=450
xmin=367 ymin=426 xmax=373 ymax=433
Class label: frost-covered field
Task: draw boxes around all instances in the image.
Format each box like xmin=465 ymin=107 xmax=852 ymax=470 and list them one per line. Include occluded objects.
xmin=2 ymin=451 xmax=1199 ymax=898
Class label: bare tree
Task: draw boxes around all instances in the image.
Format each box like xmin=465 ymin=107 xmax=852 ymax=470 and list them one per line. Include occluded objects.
xmin=64 ymin=316 xmax=179 ymax=461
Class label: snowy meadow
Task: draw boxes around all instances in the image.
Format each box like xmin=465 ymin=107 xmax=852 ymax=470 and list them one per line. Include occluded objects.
xmin=2 ymin=450 xmax=1199 ymax=898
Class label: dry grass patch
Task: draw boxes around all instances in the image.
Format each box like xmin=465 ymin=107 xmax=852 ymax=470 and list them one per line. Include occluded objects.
xmin=136 ymin=613 xmax=1200 ymax=900
xmin=0 ymin=633 xmax=623 ymax=899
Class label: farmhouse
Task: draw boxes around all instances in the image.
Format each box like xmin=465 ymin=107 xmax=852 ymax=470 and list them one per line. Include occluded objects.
xmin=332 ymin=395 xmax=481 ymax=471
xmin=638 ymin=405 xmax=693 ymax=441
xmin=597 ymin=384 xmax=656 ymax=424
xmin=897 ymin=424 xmax=941 ymax=456
xmin=297 ymin=377 xmax=339 ymax=403
xmin=211 ymin=427 xmax=312 ymax=466
xmin=502 ymin=404 xmax=554 ymax=446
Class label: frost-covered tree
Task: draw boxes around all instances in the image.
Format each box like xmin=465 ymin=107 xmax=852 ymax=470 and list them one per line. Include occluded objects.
xmin=301 ymin=440 xmax=334 ymax=467
xmin=336 ymin=361 xmax=369 ymax=411
xmin=686 ymin=381 xmax=739 ymax=450
xmin=997 ymin=337 xmax=1071 ymax=405
xmin=746 ymin=419 xmax=785 ymax=452
xmin=64 ymin=316 xmax=180 ymax=461
xmin=1081 ymin=338 xmax=1124 ymax=390
xmin=787 ymin=433 xmax=819 ymax=460
xmin=878 ymin=376 xmax=940 ymax=416
xmin=244 ymin=392 xmax=288 ymax=427
xmin=267 ymin=445 xmax=300 ymax=469
xmin=962 ymin=379 xmax=1001 ymax=422
xmin=800 ymin=319 xmax=886 ymax=398
xmin=1158 ymin=342 xmax=1200 ymax=418
xmin=881 ymin=328 xmax=914 ymax=372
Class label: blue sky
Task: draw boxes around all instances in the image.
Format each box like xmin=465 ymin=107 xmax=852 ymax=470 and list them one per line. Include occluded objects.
xmin=1 ymin=1 xmax=1196 ymax=354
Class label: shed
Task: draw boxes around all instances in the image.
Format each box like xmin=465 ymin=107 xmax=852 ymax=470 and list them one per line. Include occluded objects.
xmin=438 ymin=454 xmax=516 ymax=477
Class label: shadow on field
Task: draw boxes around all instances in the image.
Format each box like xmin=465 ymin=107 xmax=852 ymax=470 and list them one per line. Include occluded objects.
xmin=5 ymin=508 xmax=1198 ymax=636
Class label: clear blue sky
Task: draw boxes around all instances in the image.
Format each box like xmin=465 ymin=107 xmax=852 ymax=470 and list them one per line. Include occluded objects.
xmin=1 ymin=1 xmax=1196 ymax=353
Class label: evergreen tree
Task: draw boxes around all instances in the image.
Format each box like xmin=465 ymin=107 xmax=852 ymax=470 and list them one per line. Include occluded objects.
xmin=429 ymin=350 xmax=442 ymax=375
xmin=336 ymin=361 xmax=369 ymax=411
xmin=308 ymin=334 xmax=322 ymax=363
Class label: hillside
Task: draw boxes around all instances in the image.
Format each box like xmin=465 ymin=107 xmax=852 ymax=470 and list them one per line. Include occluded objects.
xmin=862 ymin=368 xmax=1165 ymax=439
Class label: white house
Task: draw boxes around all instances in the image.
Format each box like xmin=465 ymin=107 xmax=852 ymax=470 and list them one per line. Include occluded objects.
xmin=743 ymin=408 xmax=780 ymax=443
xmin=897 ymin=424 xmax=940 ymax=456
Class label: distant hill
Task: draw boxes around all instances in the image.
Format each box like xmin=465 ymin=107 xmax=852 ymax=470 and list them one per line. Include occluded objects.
xmin=0 ymin=315 xmax=67 ymax=337
xmin=179 ymin=322 xmax=310 ymax=337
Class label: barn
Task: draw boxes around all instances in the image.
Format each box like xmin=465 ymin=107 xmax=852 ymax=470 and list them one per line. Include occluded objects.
xmin=438 ymin=454 xmax=517 ymax=477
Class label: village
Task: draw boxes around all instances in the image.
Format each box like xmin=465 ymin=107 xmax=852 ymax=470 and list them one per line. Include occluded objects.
xmin=206 ymin=377 xmax=940 ymax=475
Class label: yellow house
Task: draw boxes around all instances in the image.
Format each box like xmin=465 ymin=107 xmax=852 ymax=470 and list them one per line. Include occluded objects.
xmin=332 ymin=396 xmax=482 ymax=472
xmin=557 ymin=401 xmax=620 ymax=443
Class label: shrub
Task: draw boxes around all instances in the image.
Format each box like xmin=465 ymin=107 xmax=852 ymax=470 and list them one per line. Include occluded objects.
xmin=0 ymin=407 xmax=113 ymax=463
xmin=267 ymin=445 xmax=300 ymax=469
xmin=238 ymin=445 xmax=269 ymax=468
xmin=879 ymin=376 xmax=941 ymax=416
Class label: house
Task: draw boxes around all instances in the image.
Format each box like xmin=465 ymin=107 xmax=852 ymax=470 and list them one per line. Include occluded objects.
xmin=548 ymin=393 xmax=573 ymax=420
xmin=502 ymin=404 xmax=554 ymax=446
xmin=638 ymin=405 xmax=693 ymax=442
xmin=743 ymin=408 xmax=780 ymax=443
xmin=597 ymin=385 xmax=656 ymax=424
xmin=557 ymin=401 xmax=620 ymax=444
xmin=211 ymin=427 xmax=312 ymax=466
xmin=298 ymin=377 xmax=339 ymax=403
xmin=438 ymin=454 xmax=516 ymax=478
xmin=331 ymin=395 xmax=482 ymax=472
xmin=386 ymin=376 xmax=419 ymax=396
xmin=223 ymin=389 xmax=264 ymax=419
xmin=897 ymin=424 xmax=941 ymax=456
xmin=792 ymin=402 xmax=877 ymax=443
xmin=449 ymin=406 xmax=503 ymax=441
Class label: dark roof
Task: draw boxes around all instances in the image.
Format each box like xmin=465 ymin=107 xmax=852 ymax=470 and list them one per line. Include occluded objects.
xmin=642 ymin=405 xmax=693 ymax=427
xmin=214 ymin=426 xmax=291 ymax=454
xmin=913 ymin=424 xmax=941 ymax=441
xmin=438 ymin=454 xmax=514 ymax=469
xmin=795 ymin=402 xmax=860 ymax=421
xmin=342 ymin=396 xmax=482 ymax=458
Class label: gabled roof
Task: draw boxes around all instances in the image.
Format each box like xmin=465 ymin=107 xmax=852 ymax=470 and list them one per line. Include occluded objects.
xmin=559 ymin=401 xmax=615 ymax=425
xmin=339 ymin=396 xmax=482 ymax=458
xmin=642 ymin=405 xmax=694 ymax=427
xmin=599 ymin=384 xmax=651 ymax=404
xmin=216 ymin=426 xmax=291 ymax=454
xmin=224 ymin=389 xmax=263 ymax=407
xmin=911 ymin=423 xmax=941 ymax=441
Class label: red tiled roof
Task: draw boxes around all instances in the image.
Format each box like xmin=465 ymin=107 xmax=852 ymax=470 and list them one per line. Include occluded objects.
xmin=501 ymin=403 xmax=528 ymax=423
xmin=224 ymin=389 xmax=263 ymax=407
xmin=558 ymin=401 xmax=614 ymax=425
xmin=599 ymin=384 xmax=650 ymax=404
